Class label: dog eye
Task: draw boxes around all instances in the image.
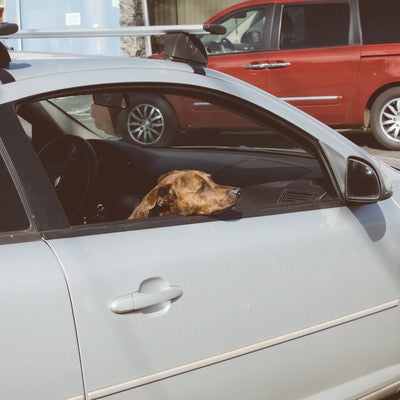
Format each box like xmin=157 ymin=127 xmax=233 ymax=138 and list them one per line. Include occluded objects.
xmin=198 ymin=183 xmax=208 ymax=192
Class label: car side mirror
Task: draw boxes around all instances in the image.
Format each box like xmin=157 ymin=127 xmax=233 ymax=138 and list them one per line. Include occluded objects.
xmin=345 ymin=157 xmax=386 ymax=203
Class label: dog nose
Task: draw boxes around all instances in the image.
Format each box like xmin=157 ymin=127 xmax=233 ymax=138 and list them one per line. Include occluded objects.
xmin=231 ymin=187 xmax=241 ymax=197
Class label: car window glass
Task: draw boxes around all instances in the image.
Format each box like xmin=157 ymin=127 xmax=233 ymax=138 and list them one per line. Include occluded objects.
xmin=51 ymin=95 xmax=112 ymax=138
xmin=0 ymin=154 xmax=30 ymax=233
xmin=18 ymin=88 xmax=337 ymax=227
xmin=201 ymin=7 xmax=268 ymax=54
xmin=359 ymin=0 xmax=400 ymax=44
xmin=280 ymin=3 xmax=350 ymax=50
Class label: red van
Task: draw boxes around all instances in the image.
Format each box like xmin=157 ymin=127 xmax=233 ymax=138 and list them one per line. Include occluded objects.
xmin=199 ymin=0 xmax=400 ymax=150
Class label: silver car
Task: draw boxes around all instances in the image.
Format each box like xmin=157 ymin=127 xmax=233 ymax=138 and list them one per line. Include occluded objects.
xmin=1 ymin=24 xmax=400 ymax=400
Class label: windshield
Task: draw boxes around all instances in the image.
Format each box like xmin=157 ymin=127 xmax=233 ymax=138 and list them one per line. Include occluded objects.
xmin=51 ymin=95 xmax=114 ymax=139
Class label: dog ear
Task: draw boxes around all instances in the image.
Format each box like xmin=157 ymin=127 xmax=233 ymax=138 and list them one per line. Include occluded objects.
xmin=157 ymin=170 xmax=179 ymax=184
xmin=128 ymin=183 xmax=174 ymax=219
xmin=155 ymin=184 xmax=175 ymax=207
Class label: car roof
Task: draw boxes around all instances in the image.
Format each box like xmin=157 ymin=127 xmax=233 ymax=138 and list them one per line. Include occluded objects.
xmin=0 ymin=53 xmax=201 ymax=100
xmin=7 ymin=52 xmax=193 ymax=81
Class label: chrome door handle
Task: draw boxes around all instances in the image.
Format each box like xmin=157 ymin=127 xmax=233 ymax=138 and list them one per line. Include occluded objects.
xmin=111 ymin=285 xmax=183 ymax=314
xmin=245 ymin=62 xmax=291 ymax=70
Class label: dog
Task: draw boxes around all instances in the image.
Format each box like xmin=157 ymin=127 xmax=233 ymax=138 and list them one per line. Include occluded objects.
xmin=128 ymin=169 xmax=240 ymax=219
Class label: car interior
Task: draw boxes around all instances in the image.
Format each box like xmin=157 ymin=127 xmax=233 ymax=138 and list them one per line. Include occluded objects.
xmin=201 ymin=8 xmax=268 ymax=54
xmin=16 ymin=86 xmax=338 ymax=227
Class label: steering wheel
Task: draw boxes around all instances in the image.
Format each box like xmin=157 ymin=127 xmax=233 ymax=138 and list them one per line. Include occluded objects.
xmin=38 ymin=135 xmax=98 ymax=222
xmin=220 ymin=38 xmax=235 ymax=52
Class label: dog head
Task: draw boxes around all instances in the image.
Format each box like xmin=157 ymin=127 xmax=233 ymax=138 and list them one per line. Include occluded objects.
xmin=128 ymin=169 xmax=240 ymax=219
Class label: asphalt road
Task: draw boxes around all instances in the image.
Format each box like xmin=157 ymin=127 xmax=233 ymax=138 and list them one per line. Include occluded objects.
xmin=342 ymin=129 xmax=400 ymax=163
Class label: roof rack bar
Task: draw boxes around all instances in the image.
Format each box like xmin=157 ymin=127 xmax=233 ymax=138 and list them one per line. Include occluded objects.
xmin=3 ymin=24 xmax=225 ymax=39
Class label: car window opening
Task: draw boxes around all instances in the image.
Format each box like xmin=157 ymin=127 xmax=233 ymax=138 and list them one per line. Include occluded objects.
xmin=16 ymin=88 xmax=338 ymax=227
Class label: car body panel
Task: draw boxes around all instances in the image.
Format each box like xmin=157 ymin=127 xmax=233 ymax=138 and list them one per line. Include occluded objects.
xmin=209 ymin=45 xmax=362 ymax=126
xmin=0 ymin=240 xmax=83 ymax=399
xmin=46 ymin=201 xmax=400 ymax=399
xmin=264 ymin=46 xmax=362 ymax=125
xmin=358 ymin=44 xmax=400 ymax=112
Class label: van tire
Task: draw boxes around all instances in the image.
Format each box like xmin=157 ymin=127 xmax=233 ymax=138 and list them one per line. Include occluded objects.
xmin=371 ymin=87 xmax=400 ymax=150
xmin=116 ymin=94 xmax=178 ymax=147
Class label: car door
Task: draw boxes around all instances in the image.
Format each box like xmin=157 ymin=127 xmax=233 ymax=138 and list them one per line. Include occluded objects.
xmin=266 ymin=2 xmax=361 ymax=125
xmin=207 ymin=1 xmax=361 ymax=126
xmin=45 ymin=196 xmax=400 ymax=400
xmin=0 ymin=119 xmax=83 ymax=400
xmin=36 ymin=90 xmax=400 ymax=400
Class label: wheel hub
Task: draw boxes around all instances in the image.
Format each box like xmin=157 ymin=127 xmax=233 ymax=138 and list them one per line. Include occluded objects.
xmin=128 ymin=103 xmax=165 ymax=145
xmin=381 ymin=99 xmax=400 ymax=140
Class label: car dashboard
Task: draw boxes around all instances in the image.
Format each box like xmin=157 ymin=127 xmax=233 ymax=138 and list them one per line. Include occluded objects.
xmin=83 ymin=139 xmax=333 ymax=225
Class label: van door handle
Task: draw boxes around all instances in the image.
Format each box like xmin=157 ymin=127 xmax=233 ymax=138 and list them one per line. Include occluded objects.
xmin=245 ymin=61 xmax=291 ymax=70
xmin=111 ymin=285 xmax=183 ymax=314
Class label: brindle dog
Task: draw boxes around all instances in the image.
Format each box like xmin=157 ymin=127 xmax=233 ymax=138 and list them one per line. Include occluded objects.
xmin=128 ymin=170 xmax=240 ymax=219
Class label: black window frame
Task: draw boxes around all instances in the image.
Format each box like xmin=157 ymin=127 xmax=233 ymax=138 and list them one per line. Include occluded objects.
xmin=0 ymin=149 xmax=34 ymax=241
xmin=0 ymin=105 xmax=37 ymax=243
xmin=272 ymin=0 xmax=359 ymax=51
xmin=0 ymin=102 xmax=68 ymax=244
xmin=14 ymin=83 xmax=343 ymax=240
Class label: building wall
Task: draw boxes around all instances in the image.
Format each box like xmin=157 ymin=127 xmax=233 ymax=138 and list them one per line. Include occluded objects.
xmin=178 ymin=0 xmax=238 ymax=23
xmin=150 ymin=0 xmax=238 ymax=25
xmin=3 ymin=0 xmax=120 ymax=54
xmin=124 ymin=0 xmax=239 ymax=55
xmin=2 ymin=0 xmax=239 ymax=55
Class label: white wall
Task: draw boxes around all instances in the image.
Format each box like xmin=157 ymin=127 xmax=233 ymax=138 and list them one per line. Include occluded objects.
xmin=151 ymin=0 xmax=238 ymax=25
xmin=177 ymin=0 xmax=239 ymax=23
